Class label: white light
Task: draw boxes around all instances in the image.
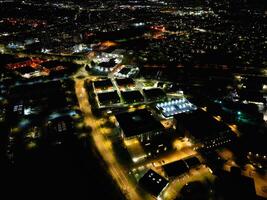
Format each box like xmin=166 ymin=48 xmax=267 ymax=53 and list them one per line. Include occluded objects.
xmin=24 ymin=107 xmax=31 ymax=115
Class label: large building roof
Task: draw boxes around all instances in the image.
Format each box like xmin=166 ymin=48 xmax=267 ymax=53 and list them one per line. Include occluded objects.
xmin=143 ymin=88 xmax=166 ymax=101
xmin=115 ymin=78 xmax=135 ymax=87
xmin=174 ymin=109 xmax=230 ymax=140
xmin=185 ymin=156 xmax=201 ymax=168
xmin=115 ymin=109 xmax=164 ymax=138
xmin=97 ymin=91 xmax=120 ymax=106
xmin=156 ymin=98 xmax=197 ymax=118
xmin=163 ymin=156 xmax=200 ymax=177
xmin=163 ymin=160 xmax=188 ymax=177
xmin=93 ymin=79 xmax=113 ymax=90
xmin=139 ymin=169 xmax=168 ymax=197
xmin=215 ymin=168 xmax=256 ymax=199
xmin=121 ymin=90 xmax=144 ymax=103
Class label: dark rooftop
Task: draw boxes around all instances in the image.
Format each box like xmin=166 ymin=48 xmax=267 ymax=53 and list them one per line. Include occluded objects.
xmin=174 ymin=109 xmax=231 ymax=141
xmin=118 ymin=67 xmax=131 ymax=75
xmin=12 ymin=57 xmax=31 ymax=63
xmin=184 ymin=156 xmax=201 ymax=168
xmin=239 ymin=127 xmax=267 ymax=155
xmin=139 ymin=169 xmax=168 ymax=197
xmin=163 ymin=160 xmax=188 ymax=177
xmin=15 ymin=66 xmax=36 ymax=74
xmin=215 ymin=168 xmax=257 ymax=200
xmin=115 ymin=109 xmax=164 ymax=138
xmin=93 ymin=79 xmax=113 ymax=90
xmin=9 ymin=80 xmax=63 ymax=100
xmin=121 ymin=90 xmax=144 ymax=103
xmin=143 ymin=88 xmax=166 ymax=101
xmin=99 ymin=58 xmax=116 ymax=69
xmin=115 ymin=78 xmax=135 ymax=87
xmin=97 ymin=91 xmax=120 ymax=106
xmin=41 ymin=60 xmax=72 ymax=69
xmin=163 ymin=156 xmax=201 ymax=178
xmin=180 ymin=181 xmax=210 ymax=200
xmin=142 ymin=133 xmax=173 ymax=157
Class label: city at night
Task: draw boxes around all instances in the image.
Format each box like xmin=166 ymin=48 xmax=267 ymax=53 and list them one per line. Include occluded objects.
xmin=0 ymin=0 xmax=267 ymax=199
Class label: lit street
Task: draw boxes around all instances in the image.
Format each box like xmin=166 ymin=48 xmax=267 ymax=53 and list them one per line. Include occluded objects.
xmin=75 ymin=78 xmax=143 ymax=200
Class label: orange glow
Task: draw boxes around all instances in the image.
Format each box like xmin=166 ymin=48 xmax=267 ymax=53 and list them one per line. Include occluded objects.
xmin=86 ymin=51 xmax=97 ymax=59
xmin=6 ymin=58 xmax=45 ymax=70
xmin=101 ymin=41 xmax=118 ymax=47
xmin=94 ymin=41 xmax=119 ymax=51
xmin=150 ymin=25 xmax=166 ymax=32
xmin=152 ymin=33 xmax=165 ymax=40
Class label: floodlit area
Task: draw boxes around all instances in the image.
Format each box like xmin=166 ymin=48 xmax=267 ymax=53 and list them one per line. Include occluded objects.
xmin=91 ymin=52 xmax=123 ymax=73
xmin=124 ymin=138 xmax=147 ymax=163
xmin=156 ymin=98 xmax=197 ymax=118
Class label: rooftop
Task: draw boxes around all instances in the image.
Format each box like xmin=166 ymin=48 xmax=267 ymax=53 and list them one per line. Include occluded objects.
xmin=93 ymin=79 xmax=113 ymax=90
xmin=115 ymin=109 xmax=165 ymax=138
xmin=163 ymin=159 xmax=188 ymax=177
xmin=121 ymin=90 xmax=144 ymax=104
xmin=115 ymin=78 xmax=135 ymax=87
xmin=118 ymin=67 xmax=131 ymax=75
xmin=143 ymin=88 xmax=166 ymax=101
xmin=156 ymin=98 xmax=197 ymax=118
xmin=215 ymin=168 xmax=257 ymax=199
xmin=174 ymin=109 xmax=230 ymax=140
xmin=97 ymin=91 xmax=120 ymax=106
xmin=185 ymin=156 xmax=201 ymax=168
xmin=163 ymin=156 xmax=201 ymax=177
xmin=142 ymin=133 xmax=173 ymax=157
xmin=139 ymin=169 xmax=168 ymax=197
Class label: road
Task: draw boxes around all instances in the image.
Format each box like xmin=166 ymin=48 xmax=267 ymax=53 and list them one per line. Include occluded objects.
xmin=74 ymin=78 xmax=143 ymax=200
xmin=161 ymin=164 xmax=214 ymax=200
xmin=132 ymin=147 xmax=197 ymax=170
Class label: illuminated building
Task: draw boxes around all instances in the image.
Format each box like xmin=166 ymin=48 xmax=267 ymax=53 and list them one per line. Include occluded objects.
xmin=156 ymin=98 xmax=197 ymax=118
xmin=114 ymin=65 xmax=140 ymax=78
xmin=91 ymin=52 xmax=123 ymax=73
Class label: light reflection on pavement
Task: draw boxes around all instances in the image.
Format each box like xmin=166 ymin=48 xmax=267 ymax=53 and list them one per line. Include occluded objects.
xmin=75 ymin=78 xmax=143 ymax=200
